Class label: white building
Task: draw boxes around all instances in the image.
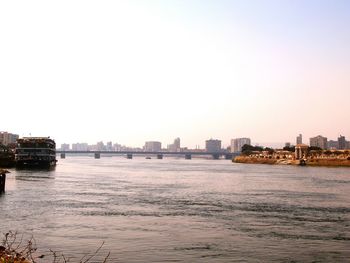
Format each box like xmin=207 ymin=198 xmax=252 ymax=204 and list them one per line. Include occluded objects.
xmin=231 ymin=138 xmax=251 ymax=153
xmin=310 ymin=135 xmax=328 ymax=149
xmin=168 ymin=137 xmax=181 ymax=152
xmin=106 ymin=141 xmax=113 ymax=151
xmin=96 ymin=141 xmax=106 ymax=151
xmin=296 ymin=134 xmax=302 ymax=145
xmin=72 ymin=143 xmax=89 ymax=151
xmin=60 ymin=143 xmax=70 ymax=151
xmin=144 ymin=141 xmax=162 ymax=152
xmin=205 ymin=139 xmax=221 ymax=152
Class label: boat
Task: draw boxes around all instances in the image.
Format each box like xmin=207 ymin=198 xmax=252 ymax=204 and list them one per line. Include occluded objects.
xmin=15 ymin=137 xmax=57 ymax=168
xmin=0 ymin=144 xmax=15 ymax=168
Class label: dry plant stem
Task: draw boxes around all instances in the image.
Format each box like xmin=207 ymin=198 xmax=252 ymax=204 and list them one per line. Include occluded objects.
xmin=81 ymin=241 xmax=104 ymax=263
xmin=3 ymin=231 xmax=111 ymax=263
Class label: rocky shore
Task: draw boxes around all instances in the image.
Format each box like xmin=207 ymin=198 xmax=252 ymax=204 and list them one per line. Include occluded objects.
xmin=233 ymin=156 xmax=350 ymax=167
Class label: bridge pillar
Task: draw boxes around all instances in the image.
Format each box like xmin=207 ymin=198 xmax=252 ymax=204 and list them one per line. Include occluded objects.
xmin=157 ymin=154 xmax=163 ymax=159
xmin=127 ymin=154 xmax=133 ymax=159
xmin=185 ymin=154 xmax=192 ymax=160
xmin=94 ymin=153 xmax=100 ymax=159
xmin=212 ymin=154 xmax=220 ymax=160
xmin=60 ymin=153 xmax=66 ymax=159
xmin=225 ymin=154 xmax=233 ymax=160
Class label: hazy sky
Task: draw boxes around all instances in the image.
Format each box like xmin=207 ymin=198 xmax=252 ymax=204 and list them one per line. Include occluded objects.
xmin=1 ymin=0 xmax=350 ymax=148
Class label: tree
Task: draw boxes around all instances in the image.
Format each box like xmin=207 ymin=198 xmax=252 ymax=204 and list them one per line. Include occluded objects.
xmin=264 ymin=147 xmax=275 ymax=155
xmin=283 ymin=145 xmax=295 ymax=152
xmin=241 ymin=144 xmax=263 ymax=155
xmin=308 ymin=146 xmax=322 ymax=151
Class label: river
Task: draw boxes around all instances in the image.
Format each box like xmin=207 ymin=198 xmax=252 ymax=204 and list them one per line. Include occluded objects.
xmin=1 ymin=156 xmax=349 ymax=262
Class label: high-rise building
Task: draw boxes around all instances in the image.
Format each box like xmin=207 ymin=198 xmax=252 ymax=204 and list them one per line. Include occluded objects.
xmin=144 ymin=141 xmax=162 ymax=152
xmin=60 ymin=143 xmax=70 ymax=151
xmin=231 ymin=138 xmax=251 ymax=153
xmin=106 ymin=141 xmax=113 ymax=151
xmin=327 ymin=140 xmax=338 ymax=150
xmin=96 ymin=141 xmax=105 ymax=151
xmin=338 ymin=135 xmax=346 ymax=150
xmin=310 ymin=135 xmax=328 ymax=149
xmin=0 ymin=131 xmax=19 ymax=146
xmin=205 ymin=139 xmax=221 ymax=152
xmin=113 ymin=143 xmax=122 ymax=151
xmin=174 ymin=138 xmax=180 ymax=150
xmin=296 ymin=134 xmax=302 ymax=145
xmin=72 ymin=143 xmax=89 ymax=151
xmin=167 ymin=137 xmax=181 ymax=152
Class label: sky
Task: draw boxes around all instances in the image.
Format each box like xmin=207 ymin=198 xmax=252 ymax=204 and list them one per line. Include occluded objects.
xmin=1 ymin=0 xmax=350 ymax=148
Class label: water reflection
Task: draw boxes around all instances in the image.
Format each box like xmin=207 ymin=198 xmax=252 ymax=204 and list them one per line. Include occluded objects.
xmin=15 ymin=169 xmax=55 ymax=181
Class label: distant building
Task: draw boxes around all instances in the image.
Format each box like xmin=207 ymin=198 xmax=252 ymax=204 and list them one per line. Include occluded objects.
xmin=327 ymin=140 xmax=338 ymax=150
xmin=231 ymin=138 xmax=251 ymax=153
xmin=61 ymin=143 xmax=70 ymax=151
xmin=72 ymin=143 xmax=89 ymax=151
xmin=168 ymin=137 xmax=181 ymax=152
xmin=144 ymin=141 xmax=162 ymax=152
xmin=310 ymin=135 xmax=327 ymax=149
xmin=113 ymin=143 xmax=122 ymax=151
xmin=296 ymin=134 xmax=302 ymax=145
xmin=96 ymin=141 xmax=105 ymax=151
xmin=106 ymin=141 xmax=113 ymax=151
xmin=285 ymin=142 xmax=291 ymax=148
xmin=338 ymin=135 xmax=346 ymax=150
xmin=206 ymin=139 xmax=221 ymax=152
xmin=0 ymin=131 xmax=19 ymax=146
xmin=347 ymin=141 xmax=350 ymax=150
xmin=295 ymin=144 xmax=308 ymax=160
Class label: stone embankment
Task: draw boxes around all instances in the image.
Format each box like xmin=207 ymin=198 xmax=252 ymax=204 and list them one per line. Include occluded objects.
xmin=306 ymin=158 xmax=350 ymax=167
xmin=233 ymin=156 xmax=350 ymax=167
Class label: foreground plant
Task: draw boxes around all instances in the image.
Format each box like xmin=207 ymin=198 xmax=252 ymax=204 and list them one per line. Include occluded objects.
xmin=1 ymin=232 xmax=110 ymax=263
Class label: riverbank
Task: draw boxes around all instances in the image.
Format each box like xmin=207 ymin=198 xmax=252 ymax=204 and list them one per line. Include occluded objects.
xmin=233 ymin=156 xmax=350 ymax=167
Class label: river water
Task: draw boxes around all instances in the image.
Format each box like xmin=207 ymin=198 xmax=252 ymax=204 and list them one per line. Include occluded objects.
xmin=1 ymin=156 xmax=350 ymax=262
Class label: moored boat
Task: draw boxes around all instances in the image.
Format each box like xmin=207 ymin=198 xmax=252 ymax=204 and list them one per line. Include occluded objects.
xmin=15 ymin=137 xmax=57 ymax=168
xmin=0 ymin=144 xmax=15 ymax=168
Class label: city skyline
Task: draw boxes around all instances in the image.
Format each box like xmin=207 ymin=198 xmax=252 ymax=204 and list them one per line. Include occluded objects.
xmin=2 ymin=130 xmax=349 ymax=151
xmin=1 ymin=0 xmax=350 ymax=148
xmin=58 ymin=133 xmax=349 ymax=151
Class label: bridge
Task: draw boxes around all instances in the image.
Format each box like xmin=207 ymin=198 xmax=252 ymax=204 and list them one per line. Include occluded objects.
xmin=56 ymin=150 xmax=239 ymax=160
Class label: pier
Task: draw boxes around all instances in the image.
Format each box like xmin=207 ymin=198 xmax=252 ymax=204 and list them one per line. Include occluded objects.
xmin=56 ymin=150 xmax=238 ymax=160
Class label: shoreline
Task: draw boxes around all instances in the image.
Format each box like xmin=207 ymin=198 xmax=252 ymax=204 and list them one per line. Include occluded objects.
xmin=233 ymin=156 xmax=350 ymax=167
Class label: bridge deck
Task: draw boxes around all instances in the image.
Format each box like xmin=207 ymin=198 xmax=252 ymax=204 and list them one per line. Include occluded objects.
xmin=56 ymin=150 xmax=237 ymax=156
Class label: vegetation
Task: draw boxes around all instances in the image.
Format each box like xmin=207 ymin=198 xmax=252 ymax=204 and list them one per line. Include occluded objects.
xmin=241 ymin=144 xmax=276 ymax=156
xmin=264 ymin=147 xmax=274 ymax=155
xmin=241 ymin=144 xmax=263 ymax=155
xmin=283 ymin=145 xmax=295 ymax=152
xmin=1 ymin=231 xmax=110 ymax=263
xmin=308 ymin=146 xmax=322 ymax=151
